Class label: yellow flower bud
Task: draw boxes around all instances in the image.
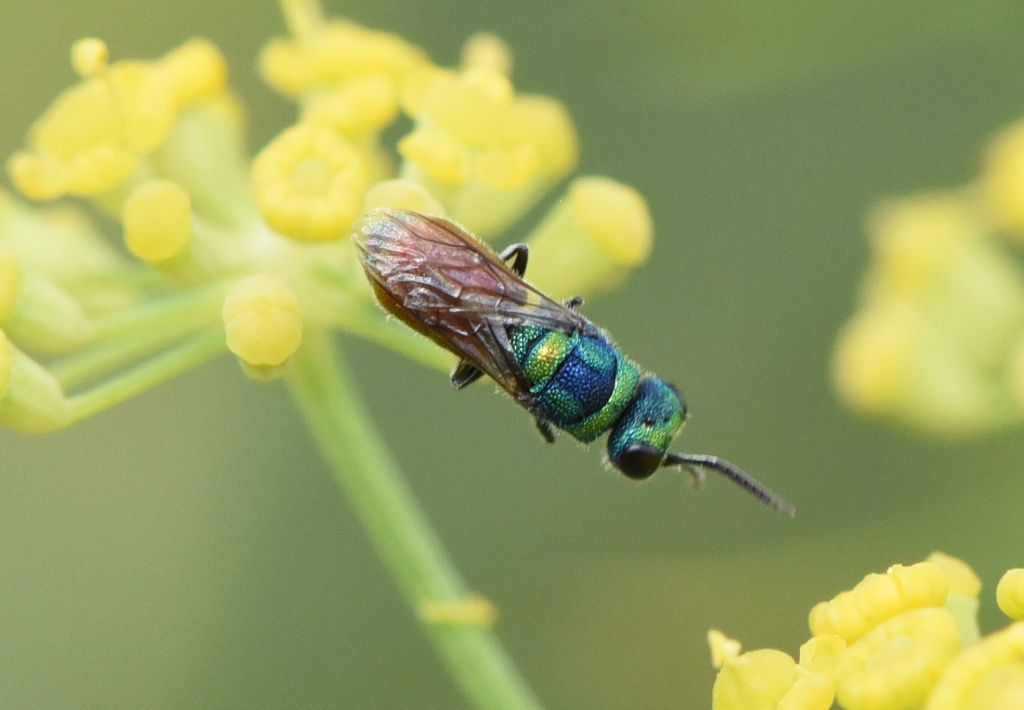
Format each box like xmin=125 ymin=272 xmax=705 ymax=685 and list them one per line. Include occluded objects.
xmin=71 ymin=38 xmax=109 ymax=78
xmin=157 ymin=38 xmax=228 ymax=107
xmin=252 ymin=122 xmax=369 ymax=241
xmin=926 ymin=622 xmax=1024 ymax=709
xmin=708 ymin=629 xmax=743 ymax=669
xmin=713 ymin=648 xmax=797 ymax=710
xmin=363 ymin=179 xmax=446 ymax=217
xmin=997 ymin=570 xmax=1024 ymax=620
xmin=520 ymin=177 xmax=652 ymax=299
xmin=398 ymin=125 xmax=472 ymax=186
xmin=837 ymin=607 xmax=959 ymax=710
xmin=302 ymin=76 xmax=398 ymax=138
xmin=9 ymin=40 xmax=234 ymax=203
xmin=399 ymin=66 xmax=578 ymax=236
xmin=461 ymin=33 xmax=513 ymax=77
xmin=810 ymin=562 xmax=947 ymax=644
xmin=927 ymin=552 xmax=983 ymax=646
xmin=223 ymin=274 xmax=303 ymax=369
xmin=258 ymin=17 xmax=429 ymax=98
xmin=981 ymin=118 xmax=1024 ymax=236
xmin=122 ymin=180 xmax=192 ymax=263
xmin=928 ymin=552 xmax=982 ymax=599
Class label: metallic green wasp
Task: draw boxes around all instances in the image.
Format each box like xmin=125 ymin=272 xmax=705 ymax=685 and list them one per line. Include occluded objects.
xmin=353 ymin=209 xmax=794 ymax=516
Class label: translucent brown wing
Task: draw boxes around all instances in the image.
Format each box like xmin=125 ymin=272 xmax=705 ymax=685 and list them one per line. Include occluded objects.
xmin=353 ymin=209 xmax=589 ymax=396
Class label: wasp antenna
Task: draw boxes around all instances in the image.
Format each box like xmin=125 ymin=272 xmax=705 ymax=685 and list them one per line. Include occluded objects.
xmin=663 ymin=453 xmax=795 ymax=518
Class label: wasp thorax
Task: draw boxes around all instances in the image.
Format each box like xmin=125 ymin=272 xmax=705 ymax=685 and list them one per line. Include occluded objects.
xmin=608 ymin=377 xmax=686 ymax=479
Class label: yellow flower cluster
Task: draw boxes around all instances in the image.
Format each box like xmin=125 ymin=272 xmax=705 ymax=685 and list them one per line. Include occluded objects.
xmin=0 ymin=0 xmax=654 ymax=433
xmin=711 ymin=553 xmax=1024 ymax=709
xmin=833 ymin=119 xmax=1024 ymax=436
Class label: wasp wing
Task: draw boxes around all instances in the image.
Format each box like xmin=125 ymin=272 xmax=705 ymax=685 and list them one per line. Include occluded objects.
xmin=353 ymin=209 xmax=588 ymax=397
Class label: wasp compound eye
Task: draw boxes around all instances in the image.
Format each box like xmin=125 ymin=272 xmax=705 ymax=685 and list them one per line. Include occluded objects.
xmin=615 ymin=443 xmax=664 ymax=480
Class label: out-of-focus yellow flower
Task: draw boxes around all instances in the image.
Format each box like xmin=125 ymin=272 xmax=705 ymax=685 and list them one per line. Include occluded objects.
xmin=8 ymin=39 xmax=228 ymax=201
xmin=122 ymin=179 xmax=192 ymax=263
xmin=981 ymin=118 xmax=1024 ymax=235
xmin=71 ymin=38 xmax=109 ymax=78
xmin=997 ymin=570 xmax=1024 ymax=621
xmin=259 ymin=7 xmax=429 ymax=99
xmin=223 ymin=274 xmax=303 ymax=374
xmin=834 ymin=191 xmax=1024 ymax=436
xmin=521 ymin=177 xmax=652 ymax=299
xmin=363 ymin=179 xmax=446 ymax=217
xmin=399 ymin=63 xmax=578 ymax=237
xmin=0 ymin=0 xmax=652 ymax=429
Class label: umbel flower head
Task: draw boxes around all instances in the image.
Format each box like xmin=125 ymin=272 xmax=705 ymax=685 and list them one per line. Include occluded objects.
xmin=710 ymin=552 xmax=1024 ymax=710
xmin=0 ymin=0 xmax=654 ymax=433
xmin=833 ymin=118 xmax=1024 ymax=437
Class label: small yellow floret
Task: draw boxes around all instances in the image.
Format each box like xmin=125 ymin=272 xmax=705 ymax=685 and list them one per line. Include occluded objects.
xmin=570 ymin=177 xmax=653 ymax=266
xmin=363 ymin=179 xmax=446 ymax=217
xmin=928 ymin=552 xmax=982 ymax=599
xmin=0 ymin=248 xmax=22 ymax=322
xmin=157 ymin=38 xmax=229 ymax=106
xmin=398 ymin=126 xmax=472 ymax=186
xmin=302 ymin=76 xmax=398 ymax=137
xmin=71 ymin=38 xmax=108 ymax=78
xmin=998 ymin=570 xmax=1024 ymax=620
xmin=926 ymin=622 xmax=1024 ymax=710
xmin=836 ymin=607 xmax=959 ymax=710
xmin=810 ymin=562 xmax=948 ymax=644
xmin=10 ymin=40 xmax=230 ymax=202
xmin=223 ymin=274 xmax=303 ymax=367
xmin=519 ymin=177 xmax=652 ymax=298
xmin=708 ymin=629 xmax=743 ymax=669
xmin=122 ymin=180 xmax=192 ymax=263
xmin=461 ymin=33 xmax=513 ymax=76
xmin=253 ymin=122 xmax=369 ymax=241
xmin=712 ymin=648 xmax=797 ymax=710
xmin=258 ymin=18 xmax=429 ymax=98
xmin=982 ymin=119 xmax=1024 ymax=235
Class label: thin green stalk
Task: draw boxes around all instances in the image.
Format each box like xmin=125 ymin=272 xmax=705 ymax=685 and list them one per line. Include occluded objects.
xmin=66 ymin=329 xmax=226 ymax=423
xmin=53 ymin=286 xmax=225 ymax=389
xmin=287 ymin=328 xmax=542 ymax=710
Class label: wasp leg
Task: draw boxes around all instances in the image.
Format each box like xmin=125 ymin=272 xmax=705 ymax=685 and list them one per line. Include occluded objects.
xmin=564 ymin=296 xmax=584 ymax=310
xmin=534 ymin=418 xmax=556 ymax=443
xmin=499 ymin=243 xmax=529 ymax=277
xmin=450 ymin=359 xmax=485 ymax=389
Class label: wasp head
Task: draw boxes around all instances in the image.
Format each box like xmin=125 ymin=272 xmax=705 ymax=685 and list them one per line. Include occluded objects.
xmin=608 ymin=377 xmax=686 ymax=479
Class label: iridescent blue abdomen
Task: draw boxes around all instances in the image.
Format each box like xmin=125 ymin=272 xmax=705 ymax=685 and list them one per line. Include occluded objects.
xmin=508 ymin=325 xmax=640 ymax=442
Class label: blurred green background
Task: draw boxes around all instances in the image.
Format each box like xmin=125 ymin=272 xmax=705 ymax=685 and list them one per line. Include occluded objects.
xmin=3 ymin=1 xmax=1024 ymax=708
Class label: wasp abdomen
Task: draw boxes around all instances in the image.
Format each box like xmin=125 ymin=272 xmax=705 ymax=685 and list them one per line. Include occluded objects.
xmin=509 ymin=325 xmax=640 ymax=443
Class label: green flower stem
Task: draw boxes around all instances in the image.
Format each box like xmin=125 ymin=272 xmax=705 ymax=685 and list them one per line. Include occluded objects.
xmin=53 ymin=286 xmax=225 ymax=389
xmin=66 ymin=329 xmax=226 ymax=423
xmin=337 ymin=306 xmax=453 ymax=374
xmin=287 ymin=328 xmax=542 ymax=710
